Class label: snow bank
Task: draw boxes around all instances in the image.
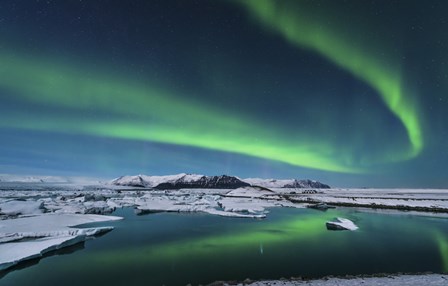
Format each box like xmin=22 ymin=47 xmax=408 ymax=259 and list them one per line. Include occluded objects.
xmin=285 ymin=188 xmax=448 ymax=212
xmin=225 ymin=187 xmax=277 ymax=198
xmin=0 ymin=213 xmax=121 ymax=271
xmin=230 ymin=274 xmax=448 ymax=286
xmin=133 ymin=193 xmax=270 ymax=218
xmin=0 ymin=200 xmax=45 ymax=216
xmin=128 ymin=187 xmax=302 ymax=218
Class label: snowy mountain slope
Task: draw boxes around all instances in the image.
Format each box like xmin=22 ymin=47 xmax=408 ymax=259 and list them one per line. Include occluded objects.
xmin=111 ymin=174 xmax=329 ymax=189
xmin=0 ymin=174 xmax=70 ymax=183
xmin=243 ymin=178 xmax=330 ymax=188
xmin=111 ymin=173 xmax=250 ymax=189
xmin=0 ymin=174 xmax=103 ymax=185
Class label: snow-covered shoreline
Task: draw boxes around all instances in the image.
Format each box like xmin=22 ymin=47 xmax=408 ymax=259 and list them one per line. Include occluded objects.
xmin=2 ymin=184 xmax=448 ymax=218
xmin=218 ymin=274 xmax=448 ymax=286
xmin=0 ymin=213 xmax=121 ymax=271
xmin=0 ymin=185 xmax=304 ymax=219
xmin=283 ymin=188 xmax=448 ymax=213
xmin=2 ymin=180 xmax=448 ymax=276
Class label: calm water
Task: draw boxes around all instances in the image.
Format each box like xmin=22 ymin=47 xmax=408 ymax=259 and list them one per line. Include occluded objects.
xmin=2 ymin=207 xmax=448 ymax=285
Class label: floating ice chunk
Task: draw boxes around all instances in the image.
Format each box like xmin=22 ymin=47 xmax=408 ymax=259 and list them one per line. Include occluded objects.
xmin=225 ymin=187 xmax=275 ymax=198
xmin=0 ymin=200 xmax=45 ymax=216
xmin=0 ymin=213 xmax=121 ymax=271
xmin=326 ymin=217 xmax=358 ymax=231
xmin=205 ymin=208 xmax=266 ymax=218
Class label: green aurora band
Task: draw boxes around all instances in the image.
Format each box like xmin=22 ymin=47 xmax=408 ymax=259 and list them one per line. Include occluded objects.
xmin=0 ymin=52 xmax=357 ymax=173
xmin=235 ymin=0 xmax=424 ymax=160
xmin=0 ymin=45 xmax=419 ymax=173
xmin=0 ymin=1 xmax=425 ymax=172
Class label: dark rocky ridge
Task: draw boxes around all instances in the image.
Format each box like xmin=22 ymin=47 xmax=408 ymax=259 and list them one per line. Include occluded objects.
xmin=111 ymin=174 xmax=330 ymax=189
xmin=155 ymin=175 xmax=250 ymax=189
xmin=111 ymin=174 xmax=250 ymax=189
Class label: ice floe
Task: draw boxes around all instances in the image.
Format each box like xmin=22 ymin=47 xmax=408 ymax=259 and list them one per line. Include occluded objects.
xmin=326 ymin=217 xmax=359 ymax=231
xmin=0 ymin=213 xmax=121 ymax=271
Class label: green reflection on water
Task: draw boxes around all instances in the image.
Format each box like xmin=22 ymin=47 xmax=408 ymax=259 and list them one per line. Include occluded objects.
xmin=435 ymin=231 xmax=448 ymax=272
xmin=3 ymin=207 xmax=448 ymax=286
xmin=91 ymin=209 xmax=343 ymax=266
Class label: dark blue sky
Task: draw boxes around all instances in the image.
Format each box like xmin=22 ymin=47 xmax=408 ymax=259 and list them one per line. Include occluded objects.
xmin=0 ymin=0 xmax=447 ymax=187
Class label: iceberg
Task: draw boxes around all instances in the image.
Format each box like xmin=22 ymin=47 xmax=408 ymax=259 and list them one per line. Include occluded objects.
xmin=326 ymin=217 xmax=358 ymax=231
xmin=0 ymin=213 xmax=121 ymax=271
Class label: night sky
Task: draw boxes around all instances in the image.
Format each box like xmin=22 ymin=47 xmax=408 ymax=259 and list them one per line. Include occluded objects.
xmin=0 ymin=0 xmax=447 ymax=187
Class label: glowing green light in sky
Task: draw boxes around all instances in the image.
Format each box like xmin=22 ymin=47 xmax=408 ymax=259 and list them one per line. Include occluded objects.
xmin=236 ymin=0 xmax=424 ymax=160
xmin=0 ymin=0 xmax=426 ymax=172
xmin=0 ymin=52 xmax=359 ymax=173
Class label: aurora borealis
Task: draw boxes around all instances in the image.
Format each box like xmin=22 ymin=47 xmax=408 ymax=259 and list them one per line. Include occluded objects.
xmin=238 ymin=0 xmax=423 ymax=161
xmin=1 ymin=0 xmax=447 ymax=187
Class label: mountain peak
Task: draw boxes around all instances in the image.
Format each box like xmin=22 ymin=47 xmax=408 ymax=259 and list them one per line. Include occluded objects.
xmin=111 ymin=174 xmax=330 ymax=189
xmin=111 ymin=174 xmax=250 ymax=189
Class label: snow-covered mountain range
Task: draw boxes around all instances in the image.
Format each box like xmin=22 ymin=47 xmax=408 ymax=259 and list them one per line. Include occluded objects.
xmin=0 ymin=174 xmax=102 ymax=185
xmin=111 ymin=173 xmax=250 ymax=189
xmin=244 ymin=178 xmax=330 ymax=189
xmin=111 ymin=173 xmax=330 ymax=189
xmin=0 ymin=174 xmax=70 ymax=183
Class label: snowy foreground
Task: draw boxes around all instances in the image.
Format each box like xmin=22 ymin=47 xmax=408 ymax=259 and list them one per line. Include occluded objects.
xmin=0 ymin=184 xmax=303 ymax=272
xmin=0 ymin=213 xmax=121 ymax=271
xmin=286 ymin=188 xmax=448 ymax=212
xmin=2 ymin=184 xmax=448 ymax=220
xmin=1 ymin=179 xmax=448 ymax=280
xmin=0 ymin=185 xmax=302 ymax=220
xmin=222 ymin=274 xmax=448 ymax=286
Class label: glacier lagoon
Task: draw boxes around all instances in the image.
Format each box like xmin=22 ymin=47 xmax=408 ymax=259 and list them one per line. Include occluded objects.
xmin=1 ymin=207 xmax=448 ymax=285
